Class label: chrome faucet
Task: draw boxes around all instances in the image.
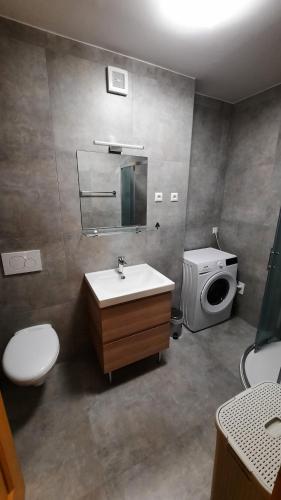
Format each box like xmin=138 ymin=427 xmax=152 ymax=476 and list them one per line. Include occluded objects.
xmin=117 ymin=256 xmax=127 ymax=279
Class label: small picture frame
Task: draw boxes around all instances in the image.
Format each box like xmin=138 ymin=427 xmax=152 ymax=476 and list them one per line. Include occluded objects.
xmin=107 ymin=66 xmax=128 ymax=96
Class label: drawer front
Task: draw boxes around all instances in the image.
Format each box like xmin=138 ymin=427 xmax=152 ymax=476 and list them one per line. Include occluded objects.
xmin=101 ymin=292 xmax=171 ymax=343
xmin=103 ymin=323 xmax=170 ymax=373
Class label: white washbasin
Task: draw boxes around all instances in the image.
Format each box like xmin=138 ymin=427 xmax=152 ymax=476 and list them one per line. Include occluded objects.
xmin=85 ymin=263 xmax=175 ymax=308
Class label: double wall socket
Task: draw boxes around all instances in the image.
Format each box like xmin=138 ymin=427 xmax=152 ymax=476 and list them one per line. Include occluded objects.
xmin=155 ymin=192 xmax=179 ymax=202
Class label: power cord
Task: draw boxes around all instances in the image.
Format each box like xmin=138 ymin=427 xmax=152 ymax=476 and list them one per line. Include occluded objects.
xmin=215 ymin=231 xmax=222 ymax=250
xmin=212 ymin=227 xmax=222 ymax=250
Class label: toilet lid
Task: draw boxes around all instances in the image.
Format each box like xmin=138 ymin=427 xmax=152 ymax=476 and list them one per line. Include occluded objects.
xmin=2 ymin=324 xmax=60 ymax=382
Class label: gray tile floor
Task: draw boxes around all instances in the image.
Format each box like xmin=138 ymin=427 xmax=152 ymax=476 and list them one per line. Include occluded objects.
xmin=2 ymin=316 xmax=255 ymax=500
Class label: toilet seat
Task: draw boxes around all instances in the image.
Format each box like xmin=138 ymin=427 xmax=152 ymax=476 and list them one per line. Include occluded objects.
xmin=2 ymin=324 xmax=60 ymax=385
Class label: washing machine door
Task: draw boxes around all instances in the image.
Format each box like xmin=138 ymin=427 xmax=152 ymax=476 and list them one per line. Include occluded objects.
xmin=200 ymin=271 xmax=236 ymax=314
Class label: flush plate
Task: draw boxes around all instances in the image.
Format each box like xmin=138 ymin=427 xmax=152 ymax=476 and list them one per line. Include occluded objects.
xmin=1 ymin=250 xmax=42 ymax=275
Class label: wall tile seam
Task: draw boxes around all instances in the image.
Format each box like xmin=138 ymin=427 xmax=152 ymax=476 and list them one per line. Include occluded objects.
xmin=216 ymin=105 xmax=235 ymax=234
xmin=218 ymin=104 xmax=239 ymax=234
xmin=43 ymin=48 xmax=66 ymax=258
xmin=183 ymin=83 xmax=196 ymax=236
xmin=184 ymin=90 xmax=197 ymax=233
xmin=272 ymin=113 xmax=281 ymax=170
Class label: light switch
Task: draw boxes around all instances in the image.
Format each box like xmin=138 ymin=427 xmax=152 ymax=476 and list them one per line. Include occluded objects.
xmin=1 ymin=250 xmax=42 ymax=275
xmin=170 ymin=192 xmax=179 ymax=202
xmin=154 ymin=192 xmax=163 ymax=202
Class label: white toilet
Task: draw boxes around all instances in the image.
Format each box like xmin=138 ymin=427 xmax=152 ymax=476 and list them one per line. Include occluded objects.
xmin=2 ymin=324 xmax=60 ymax=386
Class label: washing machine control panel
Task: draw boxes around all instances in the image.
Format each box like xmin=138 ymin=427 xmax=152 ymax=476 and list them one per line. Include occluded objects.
xmin=198 ymin=260 xmax=226 ymax=274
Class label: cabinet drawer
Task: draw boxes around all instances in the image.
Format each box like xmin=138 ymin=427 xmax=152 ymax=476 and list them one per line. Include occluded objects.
xmin=101 ymin=292 xmax=171 ymax=343
xmin=103 ymin=323 xmax=170 ymax=373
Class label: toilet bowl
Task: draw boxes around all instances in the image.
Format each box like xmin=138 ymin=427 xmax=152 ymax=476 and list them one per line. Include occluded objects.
xmin=2 ymin=324 xmax=60 ymax=386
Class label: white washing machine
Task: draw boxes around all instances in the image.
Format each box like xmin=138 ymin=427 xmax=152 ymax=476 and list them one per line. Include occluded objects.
xmin=181 ymin=247 xmax=238 ymax=332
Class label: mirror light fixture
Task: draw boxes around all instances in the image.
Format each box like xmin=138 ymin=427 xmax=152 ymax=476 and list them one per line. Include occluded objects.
xmin=94 ymin=140 xmax=144 ymax=150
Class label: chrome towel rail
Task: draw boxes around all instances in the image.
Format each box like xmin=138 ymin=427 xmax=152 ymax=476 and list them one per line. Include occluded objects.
xmin=80 ymin=190 xmax=117 ymax=197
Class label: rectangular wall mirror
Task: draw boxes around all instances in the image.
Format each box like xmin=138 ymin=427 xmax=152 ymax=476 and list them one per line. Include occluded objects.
xmin=77 ymin=150 xmax=148 ymax=234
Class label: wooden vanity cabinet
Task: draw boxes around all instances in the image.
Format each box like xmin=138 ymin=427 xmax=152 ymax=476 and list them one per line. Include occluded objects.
xmin=86 ymin=287 xmax=172 ymax=374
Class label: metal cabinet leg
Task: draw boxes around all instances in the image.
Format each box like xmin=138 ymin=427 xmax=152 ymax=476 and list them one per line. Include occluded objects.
xmin=108 ymin=372 xmax=112 ymax=384
xmin=158 ymin=352 xmax=162 ymax=363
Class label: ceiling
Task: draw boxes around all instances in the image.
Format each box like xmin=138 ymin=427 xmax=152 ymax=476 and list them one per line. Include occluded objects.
xmin=0 ymin=0 xmax=281 ymax=102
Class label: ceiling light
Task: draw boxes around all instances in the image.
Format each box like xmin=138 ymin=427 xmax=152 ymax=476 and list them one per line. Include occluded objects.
xmin=158 ymin=0 xmax=263 ymax=31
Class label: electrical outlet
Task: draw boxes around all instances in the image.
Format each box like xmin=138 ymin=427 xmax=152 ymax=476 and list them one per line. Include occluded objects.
xmin=237 ymin=281 xmax=245 ymax=295
xmin=212 ymin=227 xmax=218 ymax=235
xmin=170 ymin=192 xmax=178 ymax=202
xmin=154 ymin=192 xmax=163 ymax=202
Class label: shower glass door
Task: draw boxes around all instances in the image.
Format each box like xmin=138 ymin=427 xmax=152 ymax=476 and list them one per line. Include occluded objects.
xmin=121 ymin=165 xmax=135 ymax=226
xmin=255 ymin=208 xmax=281 ymax=349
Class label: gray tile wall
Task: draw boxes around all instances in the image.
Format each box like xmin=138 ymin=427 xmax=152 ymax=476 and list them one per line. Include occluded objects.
xmin=185 ymin=94 xmax=232 ymax=250
xmin=0 ymin=18 xmax=195 ymax=360
xmin=186 ymin=88 xmax=281 ymax=328
xmin=220 ymin=86 xmax=281 ymax=326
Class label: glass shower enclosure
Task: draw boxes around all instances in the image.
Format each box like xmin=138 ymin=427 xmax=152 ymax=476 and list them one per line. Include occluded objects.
xmin=240 ymin=207 xmax=281 ymax=387
xmin=255 ymin=208 xmax=281 ymax=349
xmin=121 ymin=163 xmax=147 ymax=227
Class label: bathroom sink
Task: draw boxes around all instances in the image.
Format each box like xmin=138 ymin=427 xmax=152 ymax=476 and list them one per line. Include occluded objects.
xmin=85 ymin=263 xmax=175 ymax=307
